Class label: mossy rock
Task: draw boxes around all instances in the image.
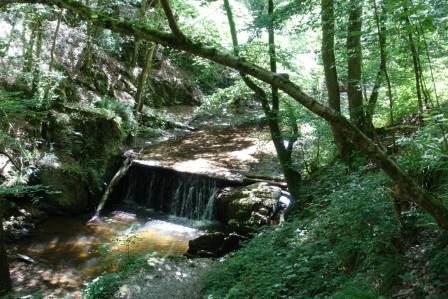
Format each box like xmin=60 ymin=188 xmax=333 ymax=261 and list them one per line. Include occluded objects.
xmin=38 ymin=157 xmax=89 ymax=213
xmin=39 ymin=108 xmax=127 ymax=213
xmin=216 ymin=182 xmax=281 ymax=233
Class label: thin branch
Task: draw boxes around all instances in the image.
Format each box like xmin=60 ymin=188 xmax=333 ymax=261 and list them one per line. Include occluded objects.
xmin=0 ymin=151 xmax=21 ymax=172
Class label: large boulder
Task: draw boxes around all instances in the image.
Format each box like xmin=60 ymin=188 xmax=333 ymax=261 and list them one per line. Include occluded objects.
xmin=216 ymin=182 xmax=282 ymax=233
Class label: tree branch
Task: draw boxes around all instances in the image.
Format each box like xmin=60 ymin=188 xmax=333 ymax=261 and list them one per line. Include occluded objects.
xmin=0 ymin=151 xmax=21 ymax=172
xmin=223 ymin=0 xmax=271 ymax=114
xmin=159 ymin=0 xmax=185 ymax=40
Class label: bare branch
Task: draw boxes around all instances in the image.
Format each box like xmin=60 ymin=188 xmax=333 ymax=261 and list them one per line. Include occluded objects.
xmin=0 ymin=151 xmax=21 ymax=172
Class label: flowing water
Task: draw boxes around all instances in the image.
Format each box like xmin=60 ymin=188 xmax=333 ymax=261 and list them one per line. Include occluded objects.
xmin=109 ymin=162 xmax=242 ymax=220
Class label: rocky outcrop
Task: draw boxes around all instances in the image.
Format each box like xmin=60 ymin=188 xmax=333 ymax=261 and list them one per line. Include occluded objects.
xmin=147 ymin=59 xmax=202 ymax=108
xmin=36 ymin=107 xmax=127 ymax=213
xmin=216 ymin=182 xmax=283 ymax=233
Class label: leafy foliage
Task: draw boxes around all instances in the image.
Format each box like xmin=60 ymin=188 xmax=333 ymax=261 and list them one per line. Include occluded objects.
xmin=203 ymin=165 xmax=404 ymax=298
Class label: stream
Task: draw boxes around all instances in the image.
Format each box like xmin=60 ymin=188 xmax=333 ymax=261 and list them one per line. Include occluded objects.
xmin=6 ymin=125 xmax=277 ymax=298
xmin=8 ymin=209 xmax=215 ymax=297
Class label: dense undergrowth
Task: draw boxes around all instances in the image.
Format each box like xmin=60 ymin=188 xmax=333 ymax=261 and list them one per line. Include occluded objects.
xmin=202 ymin=123 xmax=448 ymax=299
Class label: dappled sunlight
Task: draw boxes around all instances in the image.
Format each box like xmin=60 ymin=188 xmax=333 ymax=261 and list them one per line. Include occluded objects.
xmin=111 ymin=220 xmax=201 ymax=255
xmin=138 ymin=126 xmax=275 ymax=179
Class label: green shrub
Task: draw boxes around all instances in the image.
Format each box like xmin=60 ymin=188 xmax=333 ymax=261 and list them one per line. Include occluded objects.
xmin=429 ymin=250 xmax=448 ymax=287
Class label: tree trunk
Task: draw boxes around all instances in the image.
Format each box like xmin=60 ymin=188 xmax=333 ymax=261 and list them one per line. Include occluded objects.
xmin=268 ymin=0 xmax=301 ymax=201
xmin=321 ymin=0 xmax=352 ymax=159
xmin=31 ymin=20 xmax=44 ymax=95
xmin=4 ymin=20 xmax=16 ymax=56
xmin=5 ymin=0 xmax=448 ymax=229
xmin=418 ymin=24 xmax=440 ymax=108
xmin=347 ymin=0 xmax=365 ymax=131
xmin=23 ymin=19 xmax=38 ymax=73
xmin=269 ymin=119 xmax=302 ymax=201
xmin=49 ymin=9 xmax=63 ymax=71
xmin=403 ymin=4 xmax=424 ymax=114
xmin=224 ymin=0 xmax=301 ymax=201
xmin=76 ymin=0 xmax=96 ymax=72
xmin=130 ymin=0 xmax=153 ymax=69
xmin=369 ymin=0 xmax=395 ymax=149
xmin=0 ymin=208 xmax=11 ymax=295
xmin=135 ymin=43 xmax=157 ymax=113
xmin=416 ymin=49 xmax=432 ymax=108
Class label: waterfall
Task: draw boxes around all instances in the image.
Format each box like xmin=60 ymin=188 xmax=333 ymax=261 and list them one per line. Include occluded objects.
xmin=108 ymin=161 xmax=241 ymax=221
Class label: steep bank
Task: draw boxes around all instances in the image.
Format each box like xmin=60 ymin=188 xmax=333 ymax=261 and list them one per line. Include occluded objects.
xmin=202 ymin=123 xmax=448 ymax=298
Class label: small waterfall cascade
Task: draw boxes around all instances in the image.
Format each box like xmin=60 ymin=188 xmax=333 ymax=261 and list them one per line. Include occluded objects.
xmin=109 ymin=162 xmax=240 ymax=220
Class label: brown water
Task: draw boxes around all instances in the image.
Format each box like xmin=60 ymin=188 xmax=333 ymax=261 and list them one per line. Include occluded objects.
xmin=8 ymin=211 xmax=204 ymax=297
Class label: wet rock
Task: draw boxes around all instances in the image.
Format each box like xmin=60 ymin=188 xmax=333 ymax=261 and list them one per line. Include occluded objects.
xmin=216 ymin=182 xmax=282 ymax=233
xmin=187 ymin=232 xmax=244 ymax=257
xmin=111 ymin=211 xmax=138 ymax=224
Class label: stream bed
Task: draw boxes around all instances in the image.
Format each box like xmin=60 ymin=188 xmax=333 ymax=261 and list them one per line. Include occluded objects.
xmin=7 ymin=209 xmax=215 ymax=298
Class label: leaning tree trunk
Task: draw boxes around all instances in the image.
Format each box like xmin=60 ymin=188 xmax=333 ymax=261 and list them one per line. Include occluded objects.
xmin=321 ymin=0 xmax=352 ymax=160
xmin=347 ymin=0 xmax=365 ymax=131
xmin=0 ymin=207 xmax=11 ymax=295
xmin=3 ymin=0 xmax=448 ymax=229
xmin=135 ymin=43 xmax=157 ymax=113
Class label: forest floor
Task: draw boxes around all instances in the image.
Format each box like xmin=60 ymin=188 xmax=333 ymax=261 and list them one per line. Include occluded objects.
xmin=110 ymin=257 xmax=215 ymax=299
